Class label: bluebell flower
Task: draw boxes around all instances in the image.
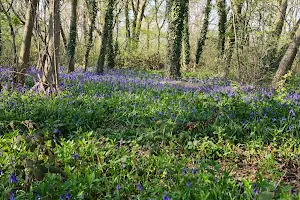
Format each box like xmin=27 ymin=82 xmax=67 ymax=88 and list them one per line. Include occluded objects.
xmin=182 ymin=167 xmax=187 ymax=175
xmin=186 ymin=181 xmax=191 ymax=188
xmin=137 ymin=183 xmax=144 ymax=191
xmin=9 ymin=173 xmax=18 ymax=183
xmin=0 ymin=169 xmax=2 ymax=176
xmin=191 ymin=168 xmax=198 ymax=175
xmin=33 ymin=191 xmax=40 ymax=200
xmin=65 ymin=193 xmax=71 ymax=199
xmin=9 ymin=193 xmax=15 ymax=200
xmin=163 ymin=192 xmax=171 ymax=200
xmin=117 ymin=184 xmax=121 ymax=192
xmin=73 ymin=154 xmax=79 ymax=160
xmin=289 ymin=109 xmax=296 ymax=117
xmin=289 ymin=125 xmax=293 ymax=131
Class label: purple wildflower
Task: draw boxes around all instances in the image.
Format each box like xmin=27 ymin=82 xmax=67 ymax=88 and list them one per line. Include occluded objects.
xmin=289 ymin=109 xmax=296 ymax=117
xmin=9 ymin=173 xmax=18 ymax=183
xmin=9 ymin=193 xmax=15 ymax=200
xmin=117 ymin=184 xmax=121 ymax=192
xmin=73 ymin=154 xmax=79 ymax=160
xmin=137 ymin=183 xmax=144 ymax=191
xmin=163 ymin=192 xmax=171 ymax=200
xmin=182 ymin=167 xmax=187 ymax=175
xmin=186 ymin=181 xmax=191 ymax=188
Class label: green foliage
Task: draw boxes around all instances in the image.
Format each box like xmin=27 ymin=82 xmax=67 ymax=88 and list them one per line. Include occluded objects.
xmin=0 ymin=69 xmax=300 ymax=198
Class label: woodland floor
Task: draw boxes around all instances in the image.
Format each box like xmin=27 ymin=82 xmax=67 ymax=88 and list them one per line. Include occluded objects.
xmin=0 ymin=67 xmax=300 ymax=199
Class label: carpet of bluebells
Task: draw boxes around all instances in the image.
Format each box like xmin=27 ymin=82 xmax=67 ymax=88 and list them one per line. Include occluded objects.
xmin=0 ymin=66 xmax=300 ymax=199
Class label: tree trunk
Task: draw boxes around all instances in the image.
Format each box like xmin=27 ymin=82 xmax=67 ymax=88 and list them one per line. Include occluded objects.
xmin=224 ymin=1 xmax=243 ymax=77
xmin=265 ymin=0 xmax=288 ymax=69
xmin=273 ymin=0 xmax=288 ymax=38
xmin=182 ymin=0 xmax=190 ymax=67
xmin=43 ymin=0 xmax=60 ymax=88
xmin=96 ymin=0 xmax=114 ymax=73
xmin=125 ymin=0 xmax=131 ymax=48
xmin=134 ymin=0 xmax=147 ymax=43
xmin=67 ymin=0 xmax=78 ymax=73
xmin=84 ymin=0 xmax=96 ymax=71
xmin=217 ymin=0 xmax=226 ymax=57
xmin=272 ymin=23 xmax=300 ymax=86
xmin=15 ymin=0 xmax=39 ymax=85
xmin=195 ymin=0 xmax=212 ymax=65
xmin=0 ymin=21 xmax=2 ymax=57
xmin=60 ymin=23 xmax=67 ymax=52
xmin=165 ymin=0 xmax=186 ymax=79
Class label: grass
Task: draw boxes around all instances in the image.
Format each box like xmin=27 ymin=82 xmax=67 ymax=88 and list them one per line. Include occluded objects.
xmin=0 ymin=67 xmax=299 ymax=199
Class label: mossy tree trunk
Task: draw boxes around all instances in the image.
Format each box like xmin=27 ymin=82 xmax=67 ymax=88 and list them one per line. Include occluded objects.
xmin=272 ymin=23 xmax=300 ymax=86
xmin=125 ymin=0 xmax=131 ymax=49
xmin=165 ymin=0 xmax=186 ymax=79
xmin=0 ymin=20 xmax=2 ymax=57
xmin=217 ymin=0 xmax=226 ymax=58
xmin=182 ymin=0 xmax=190 ymax=67
xmin=195 ymin=0 xmax=212 ymax=65
xmin=84 ymin=0 xmax=97 ymax=71
xmin=67 ymin=0 xmax=78 ymax=73
xmin=42 ymin=0 xmax=60 ymax=88
xmin=96 ymin=0 xmax=114 ymax=73
xmin=14 ymin=0 xmax=39 ymax=85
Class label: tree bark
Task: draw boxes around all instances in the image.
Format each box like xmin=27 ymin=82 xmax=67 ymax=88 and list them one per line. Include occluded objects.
xmin=217 ymin=0 xmax=226 ymax=57
xmin=125 ymin=0 xmax=131 ymax=48
xmin=0 ymin=20 xmax=2 ymax=57
xmin=84 ymin=0 xmax=97 ymax=71
xmin=195 ymin=0 xmax=212 ymax=65
xmin=60 ymin=23 xmax=67 ymax=52
xmin=42 ymin=0 xmax=60 ymax=88
xmin=182 ymin=0 xmax=190 ymax=67
xmin=96 ymin=0 xmax=114 ymax=73
xmin=15 ymin=0 xmax=39 ymax=85
xmin=165 ymin=0 xmax=186 ymax=79
xmin=134 ymin=0 xmax=147 ymax=43
xmin=224 ymin=1 xmax=243 ymax=77
xmin=67 ymin=0 xmax=78 ymax=73
xmin=265 ymin=0 xmax=288 ymax=69
xmin=272 ymin=23 xmax=300 ymax=85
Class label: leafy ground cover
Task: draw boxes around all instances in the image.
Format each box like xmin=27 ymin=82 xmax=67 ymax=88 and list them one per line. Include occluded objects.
xmin=0 ymin=67 xmax=299 ymax=199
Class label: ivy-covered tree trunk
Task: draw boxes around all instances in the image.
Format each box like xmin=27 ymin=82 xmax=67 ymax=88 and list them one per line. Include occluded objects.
xmin=195 ymin=0 xmax=212 ymax=65
xmin=272 ymin=23 xmax=300 ymax=86
xmin=165 ymin=0 xmax=186 ymax=79
xmin=43 ymin=0 xmax=60 ymax=89
xmin=182 ymin=0 xmax=190 ymax=67
xmin=14 ymin=0 xmax=39 ymax=85
xmin=125 ymin=0 xmax=131 ymax=49
xmin=217 ymin=0 xmax=226 ymax=57
xmin=67 ymin=0 xmax=78 ymax=73
xmin=0 ymin=21 xmax=2 ymax=57
xmin=84 ymin=0 xmax=97 ymax=71
xmin=96 ymin=0 xmax=114 ymax=73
